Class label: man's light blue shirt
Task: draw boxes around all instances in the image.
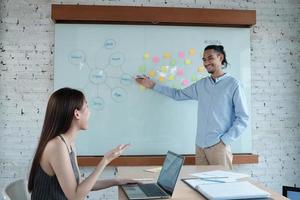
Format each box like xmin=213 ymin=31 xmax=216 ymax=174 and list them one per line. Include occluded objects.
xmin=153 ymin=73 xmax=249 ymax=148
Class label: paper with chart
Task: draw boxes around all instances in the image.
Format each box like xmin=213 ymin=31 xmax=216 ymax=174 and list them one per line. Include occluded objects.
xmin=194 ymin=181 xmax=271 ymax=200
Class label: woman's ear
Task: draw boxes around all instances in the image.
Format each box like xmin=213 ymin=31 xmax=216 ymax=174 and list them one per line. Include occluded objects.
xmin=74 ymin=109 xmax=80 ymax=120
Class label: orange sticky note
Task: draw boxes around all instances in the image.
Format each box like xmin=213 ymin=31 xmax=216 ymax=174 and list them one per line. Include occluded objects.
xmin=148 ymin=70 xmax=156 ymax=77
xmin=158 ymin=76 xmax=165 ymax=82
xmin=189 ymin=48 xmax=196 ymax=56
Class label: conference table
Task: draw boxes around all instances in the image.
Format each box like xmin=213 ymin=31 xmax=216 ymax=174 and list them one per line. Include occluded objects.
xmin=117 ymin=165 xmax=287 ymax=200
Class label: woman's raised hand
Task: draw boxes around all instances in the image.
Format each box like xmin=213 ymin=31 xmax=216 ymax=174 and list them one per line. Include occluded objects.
xmin=102 ymin=144 xmax=130 ymax=165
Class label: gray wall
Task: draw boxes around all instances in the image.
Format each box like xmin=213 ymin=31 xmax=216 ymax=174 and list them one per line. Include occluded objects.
xmin=1 ymin=0 xmax=300 ymax=199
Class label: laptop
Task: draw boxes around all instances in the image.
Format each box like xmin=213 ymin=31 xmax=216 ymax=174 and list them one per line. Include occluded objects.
xmin=121 ymin=151 xmax=184 ymax=200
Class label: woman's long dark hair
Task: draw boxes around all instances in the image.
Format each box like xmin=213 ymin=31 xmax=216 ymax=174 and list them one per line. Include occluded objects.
xmin=204 ymin=45 xmax=229 ymax=68
xmin=28 ymin=87 xmax=85 ymax=192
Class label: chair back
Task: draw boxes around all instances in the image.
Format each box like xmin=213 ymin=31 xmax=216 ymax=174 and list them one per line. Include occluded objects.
xmin=3 ymin=179 xmax=30 ymax=200
xmin=282 ymin=185 xmax=300 ymax=200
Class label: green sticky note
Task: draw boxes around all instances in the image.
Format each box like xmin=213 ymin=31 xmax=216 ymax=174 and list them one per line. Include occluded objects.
xmin=138 ymin=65 xmax=146 ymax=73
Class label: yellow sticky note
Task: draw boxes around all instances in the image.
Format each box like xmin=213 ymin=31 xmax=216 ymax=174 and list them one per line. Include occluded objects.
xmin=189 ymin=48 xmax=196 ymax=56
xmin=139 ymin=85 xmax=146 ymax=91
xmin=161 ymin=65 xmax=168 ymax=73
xmin=185 ymin=59 xmax=191 ymax=65
xmin=148 ymin=70 xmax=156 ymax=78
xmin=163 ymin=52 xmax=171 ymax=59
xmin=168 ymin=75 xmax=174 ymax=81
xmin=144 ymin=52 xmax=150 ymax=59
xmin=197 ymin=66 xmax=205 ymax=73
xmin=158 ymin=76 xmax=165 ymax=82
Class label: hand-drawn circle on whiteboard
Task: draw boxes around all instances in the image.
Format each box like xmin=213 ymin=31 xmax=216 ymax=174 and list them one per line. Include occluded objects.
xmin=111 ymin=87 xmax=127 ymax=103
xmin=91 ymin=97 xmax=105 ymax=111
xmin=69 ymin=50 xmax=85 ymax=66
xmin=89 ymin=68 xmax=106 ymax=84
xmin=120 ymin=73 xmax=133 ymax=85
xmin=104 ymin=39 xmax=116 ymax=49
xmin=109 ymin=52 xmax=125 ymax=67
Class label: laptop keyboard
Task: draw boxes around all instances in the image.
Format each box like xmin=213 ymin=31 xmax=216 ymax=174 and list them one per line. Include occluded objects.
xmin=139 ymin=184 xmax=168 ymax=197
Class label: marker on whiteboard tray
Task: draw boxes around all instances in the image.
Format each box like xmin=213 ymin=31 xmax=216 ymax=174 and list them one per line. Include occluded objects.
xmin=136 ymin=75 xmax=144 ymax=80
xmin=136 ymin=74 xmax=149 ymax=80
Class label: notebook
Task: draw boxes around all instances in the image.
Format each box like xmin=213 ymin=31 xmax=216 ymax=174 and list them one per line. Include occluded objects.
xmin=182 ymin=179 xmax=271 ymax=200
xmin=121 ymin=151 xmax=184 ymax=200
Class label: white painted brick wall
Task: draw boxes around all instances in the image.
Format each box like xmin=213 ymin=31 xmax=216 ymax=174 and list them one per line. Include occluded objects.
xmin=1 ymin=0 xmax=300 ymax=199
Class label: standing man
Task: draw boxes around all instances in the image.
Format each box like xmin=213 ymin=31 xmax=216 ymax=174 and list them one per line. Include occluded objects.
xmin=135 ymin=45 xmax=249 ymax=169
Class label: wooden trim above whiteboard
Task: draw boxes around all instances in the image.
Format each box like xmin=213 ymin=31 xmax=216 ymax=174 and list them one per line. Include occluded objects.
xmin=51 ymin=5 xmax=256 ymax=27
xmin=77 ymin=154 xmax=258 ymax=166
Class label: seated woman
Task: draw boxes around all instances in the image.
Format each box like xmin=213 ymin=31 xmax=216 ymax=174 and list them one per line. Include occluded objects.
xmin=28 ymin=87 xmax=135 ymax=200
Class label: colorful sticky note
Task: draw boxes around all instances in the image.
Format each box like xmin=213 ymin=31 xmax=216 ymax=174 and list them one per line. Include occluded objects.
xmin=172 ymin=83 xmax=180 ymax=89
xmin=170 ymin=67 xmax=177 ymax=75
xmin=139 ymin=85 xmax=146 ymax=91
xmin=170 ymin=59 xmax=177 ymax=66
xmin=177 ymin=68 xmax=184 ymax=76
xmin=185 ymin=59 xmax=191 ymax=65
xmin=182 ymin=79 xmax=189 ymax=86
xmin=158 ymin=76 xmax=165 ymax=82
xmin=152 ymin=56 xmax=159 ymax=64
xmin=197 ymin=66 xmax=206 ymax=73
xmin=144 ymin=52 xmax=150 ymax=59
xmin=163 ymin=52 xmax=171 ymax=59
xmin=148 ymin=70 xmax=156 ymax=78
xmin=189 ymin=48 xmax=196 ymax=56
xmin=161 ymin=65 xmax=168 ymax=73
xmin=168 ymin=75 xmax=175 ymax=81
xmin=178 ymin=51 xmax=185 ymax=58
xmin=191 ymin=75 xmax=198 ymax=82
xmin=138 ymin=65 xmax=146 ymax=73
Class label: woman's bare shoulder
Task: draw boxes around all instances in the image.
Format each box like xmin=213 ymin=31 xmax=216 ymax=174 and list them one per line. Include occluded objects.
xmin=45 ymin=136 xmax=68 ymax=155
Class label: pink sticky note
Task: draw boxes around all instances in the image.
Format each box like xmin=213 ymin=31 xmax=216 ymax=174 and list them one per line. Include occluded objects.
xmin=178 ymin=51 xmax=185 ymax=58
xmin=182 ymin=79 xmax=189 ymax=86
xmin=177 ymin=68 xmax=184 ymax=76
xmin=152 ymin=56 xmax=159 ymax=64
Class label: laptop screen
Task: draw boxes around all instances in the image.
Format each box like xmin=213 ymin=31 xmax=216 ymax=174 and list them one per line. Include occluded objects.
xmin=157 ymin=151 xmax=184 ymax=195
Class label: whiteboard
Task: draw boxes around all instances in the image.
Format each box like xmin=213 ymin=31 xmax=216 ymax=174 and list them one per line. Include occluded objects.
xmin=54 ymin=24 xmax=251 ymax=155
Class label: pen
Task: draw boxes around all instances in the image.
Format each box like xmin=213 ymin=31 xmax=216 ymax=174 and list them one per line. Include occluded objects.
xmin=200 ymin=176 xmax=228 ymax=179
xmin=198 ymin=178 xmax=226 ymax=183
xmin=136 ymin=74 xmax=149 ymax=79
